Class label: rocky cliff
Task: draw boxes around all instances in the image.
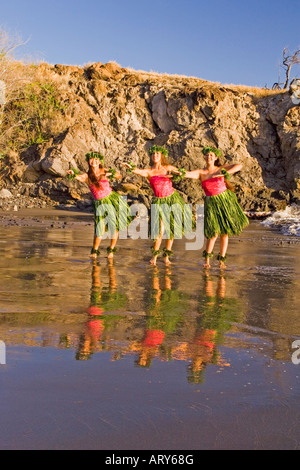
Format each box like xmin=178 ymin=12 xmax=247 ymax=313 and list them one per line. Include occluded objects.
xmin=0 ymin=61 xmax=299 ymax=213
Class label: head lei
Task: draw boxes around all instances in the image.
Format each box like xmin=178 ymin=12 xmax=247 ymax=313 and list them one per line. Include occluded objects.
xmin=202 ymin=146 xmax=222 ymax=157
xmin=85 ymin=151 xmax=105 ymax=163
xmin=148 ymin=145 xmax=168 ymax=157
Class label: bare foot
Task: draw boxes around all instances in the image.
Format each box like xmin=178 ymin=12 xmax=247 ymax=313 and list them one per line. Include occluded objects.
xmin=90 ymin=250 xmax=100 ymax=259
xmin=219 ymin=261 xmax=226 ymax=269
xmin=203 ymin=261 xmax=211 ymax=268
xmin=107 ymin=247 xmax=116 ymax=259
xmin=164 ymin=256 xmax=171 ymax=266
xmin=150 ymin=256 xmax=157 ymax=266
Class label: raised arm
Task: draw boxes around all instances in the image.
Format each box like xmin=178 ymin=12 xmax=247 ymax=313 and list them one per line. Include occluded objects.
xmin=221 ymin=163 xmax=242 ymax=175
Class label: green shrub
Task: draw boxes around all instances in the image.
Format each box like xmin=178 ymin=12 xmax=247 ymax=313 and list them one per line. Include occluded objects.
xmin=0 ymin=80 xmax=66 ymax=153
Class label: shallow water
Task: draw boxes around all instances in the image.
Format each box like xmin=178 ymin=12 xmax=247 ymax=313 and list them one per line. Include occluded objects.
xmin=262 ymin=204 xmax=300 ymax=237
xmin=0 ymin=211 xmax=300 ymax=450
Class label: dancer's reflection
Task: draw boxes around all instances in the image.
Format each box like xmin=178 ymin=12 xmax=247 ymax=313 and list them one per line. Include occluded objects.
xmin=133 ymin=266 xmax=188 ymax=367
xmin=76 ymin=260 xmax=127 ymax=360
xmin=187 ymin=272 xmax=241 ymax=383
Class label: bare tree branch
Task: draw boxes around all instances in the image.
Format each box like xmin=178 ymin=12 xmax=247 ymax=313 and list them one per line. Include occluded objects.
xmin=282 ymin=47 xmax=300 ymax=89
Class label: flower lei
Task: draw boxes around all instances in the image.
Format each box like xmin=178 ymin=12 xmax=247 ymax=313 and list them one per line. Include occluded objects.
xmin=148 ymin=145 xmax=168 ymax=157
xmin=67 ymin=168 xmax=80 ymax=181
xmin=171 ymin=168 xmax=186 ymax=182
xmin=106 ymin=168 xmax=117 ymax=181
xmin=163 ymin=248 xmax=173 ymax=258
xmin=126 ymin=161 xmax=137 ymax=173
xmin=221 ymin=168 xmax=231 ymax=180
xmin=85 ymin=152 xmax=105 ymax=163
xmin=202 ymin=146 xmax=222 ymax=157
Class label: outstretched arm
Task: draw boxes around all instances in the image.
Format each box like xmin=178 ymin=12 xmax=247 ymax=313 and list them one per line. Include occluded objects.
xmin=105 ymin=168 xmax=122 ymax=180
xmin=67 ymin=170 xmax=88 ymax=183
xmin=121 ymin=162 xmax=150 ymax=178
xmin=166 ymin=165 xmax=204 ymax=181
xmin=183 ymin=169 xmax=203 ymax=179
xmin=221 ymin=163 xmax=242 ymax=175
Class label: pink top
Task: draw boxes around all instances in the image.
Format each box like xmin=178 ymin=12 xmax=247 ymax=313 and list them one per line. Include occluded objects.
xmin=201 ymin=176 xmax=227 ymax=196
xmin=89 ymin=179 xmax=112 ymax=200
xmin=149 ymin=175 xmax=174 ymax=198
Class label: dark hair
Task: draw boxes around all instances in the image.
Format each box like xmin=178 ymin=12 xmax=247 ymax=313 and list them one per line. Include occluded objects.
xmin=87 ymin=160 xmax=103 ymax=188
xmin=203 ymin=147 xmax=235 ymax=192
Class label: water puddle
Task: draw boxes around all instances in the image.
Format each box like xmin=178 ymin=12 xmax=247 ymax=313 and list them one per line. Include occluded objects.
xmin=0 ymin=213 xmax=300 ymax=449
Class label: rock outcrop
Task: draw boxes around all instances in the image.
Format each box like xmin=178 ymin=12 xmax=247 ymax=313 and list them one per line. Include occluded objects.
xmin=1 ymin=61 xmax=299 ymax=213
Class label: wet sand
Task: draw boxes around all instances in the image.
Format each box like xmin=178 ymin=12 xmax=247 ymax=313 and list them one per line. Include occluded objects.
xmin=0 ymin=208 xmax=300 ymax=450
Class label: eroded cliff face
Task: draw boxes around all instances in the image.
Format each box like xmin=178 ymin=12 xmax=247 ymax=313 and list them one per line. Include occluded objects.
xmin=1 ymin=61 xmax=300 ymax=212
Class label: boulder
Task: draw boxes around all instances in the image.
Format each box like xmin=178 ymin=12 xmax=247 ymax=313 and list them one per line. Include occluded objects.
xmin=0 ymin=189 xmax=13 ymax=198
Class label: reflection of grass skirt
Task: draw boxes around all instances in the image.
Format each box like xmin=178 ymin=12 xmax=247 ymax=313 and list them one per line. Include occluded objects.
xmin=150 ymin=190 xmax=195 ymax=239
xmin=91 ymin=289 xmax=127 ymax=311
xmin=204 ymin=189 xmax=249 ymax=239
xmin=93 ymin=191 xmax=133 ymax=237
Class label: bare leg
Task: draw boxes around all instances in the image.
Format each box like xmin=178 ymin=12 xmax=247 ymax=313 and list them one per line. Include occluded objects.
xmin=219 ymin=234 xmax=228 ymax=268
xmin=91 ymin=235 xmax=102 ymax=259
xmin=220 ymin=234 xmax=228 ymax=257
xmin=163 ymin=238 xmax=174 ymax=265
xmin=203 ymin=236 xmax=218 ymax=268
xmin=150 ymin=221 xmax=164 ymax=265
xmin=150 ymin=233 xmax=163 ymax=265
xmin=107 ymin=231 xmax=119 ymax=259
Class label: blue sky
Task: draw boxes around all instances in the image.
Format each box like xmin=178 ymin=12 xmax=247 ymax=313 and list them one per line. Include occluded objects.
xmin=1 ymin=0 xmax=299 ymax=88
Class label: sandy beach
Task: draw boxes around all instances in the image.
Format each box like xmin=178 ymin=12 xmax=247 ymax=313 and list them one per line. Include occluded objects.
xmin=0 ymin=207 xmax=300 ymax=450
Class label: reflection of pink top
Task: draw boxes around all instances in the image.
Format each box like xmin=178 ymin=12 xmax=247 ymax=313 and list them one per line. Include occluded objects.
xmin=201 ymin=176 xmax=227 ymax=196
xmin=89 ymin=179 xmax=112 ymax=200
xmin=194 ymin=329 xmax=216 ymax=351
xmin=142 ymin=330 xmax=165 ymax=347
xmin=87 ymin=319 xmax=104 ymax=339
xmin=150 ymin=176 xmax=174 ymax=198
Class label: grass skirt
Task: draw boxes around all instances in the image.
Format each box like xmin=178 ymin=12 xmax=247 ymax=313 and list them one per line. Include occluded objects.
xmin=204 ymin=189 xmax=249 ymax=239
xmin=150 ymin=190 xmax=195 ymax=240
xmin=93 ymin=191 xmax=133 ymax=237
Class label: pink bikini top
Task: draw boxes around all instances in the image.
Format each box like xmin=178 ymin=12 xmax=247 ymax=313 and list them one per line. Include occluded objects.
xmin=149 ymin=175 xmax=174 ymax=198
xmin=89 ymin=179 xmax=112 ymax=200
xmin=201 ymin=176 xmax=227 ymax=196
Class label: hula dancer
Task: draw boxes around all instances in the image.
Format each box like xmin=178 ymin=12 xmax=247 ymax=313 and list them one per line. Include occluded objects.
xmin=122 ymin=146 xmax=194 ymax=266
xmin=183 ymin=146 xmax=249 ymax=268
xmin=67 ymin=152 xmax=133 ymax=259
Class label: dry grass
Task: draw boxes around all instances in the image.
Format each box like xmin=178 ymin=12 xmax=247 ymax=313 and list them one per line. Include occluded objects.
xmin=34 ymin=58 xmax=285 ymax=99
xmin=0 ymin=59 xmax=67 ymax=155
xmin=224 ymin=83 xmax=286 ymax=97
xmin=123 ymin=64 xmax=286 ymax=97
